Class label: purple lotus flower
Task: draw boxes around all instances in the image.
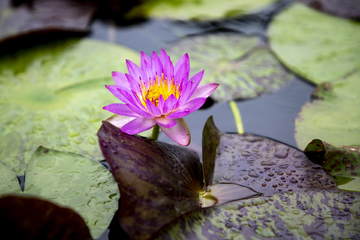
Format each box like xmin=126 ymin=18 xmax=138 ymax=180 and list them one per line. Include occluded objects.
xmin=103 ymin=49 xmax=218 ymax=146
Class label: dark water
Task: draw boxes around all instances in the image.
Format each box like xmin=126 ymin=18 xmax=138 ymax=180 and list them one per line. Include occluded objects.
xmin=88 ymin=0 xmax=316 ymax=239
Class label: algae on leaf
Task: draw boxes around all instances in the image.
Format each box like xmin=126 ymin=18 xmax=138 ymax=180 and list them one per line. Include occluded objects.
xmin=269 ymin=3 xmax=360 ymax=84
xmin=126 ymin=0 xmax=278 ymax=21
xmin=153 ymin=190 xmax=360 ymax=239
xmin=0 ymin=38 xmax=138 ymax=175
xmin=0 ymin=162 xmax=21 ymax=195
xmin=295 ymin=72 xmax=360 ymax=150
xmin=305 ymin=139 xmax=360 ymax=192
xmin=202 ymin=116 xmax=337 ymax=197
xmin=166 ymin=34 xmax=294 ymax=102
xmin=23 ymin=146 xmax=120 ymax=239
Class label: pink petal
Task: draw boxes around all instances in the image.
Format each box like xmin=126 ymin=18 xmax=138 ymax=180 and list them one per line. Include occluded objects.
xmin=103 ymin=103 xmax=139 ymax=117
xmin=174 ymin=62 xmax=189 ymax=86
xmin=164 ymin=61 xmax=174 ymax=82
xmin=174 ymin=53 xmax=189 ymax=75
xmin=146 ymin=99 xmax=161 ymax=117
xmin=151 ymin=51 xmax=163 ymax=76
xmin=125 ymin=73 xmax=141 ymax=93
xmin=162 ymin=94 xmax=178 ymax=115
xmin=189 ymin=83 xmax=219 ymax=101
xmin=127 ymin=103 xmax=154 ymax=118
xmin=126 ymin=60 xmax=146 ymax=81
xmin=140 ymin=51 xmax=151 ymax=69
xmin=142 ymin=58 xmax=154 ymax=84
xmin=166 ymin=108 xmax=191 ymax=119
xmin=160 ymin=118 xmax=190 ymax=146
xmin=155 ymin=116 xmax=177 ymax=128
xmin=105 ymin=85 xmax=129 ymax=104
xmin=189 ymin=70 xmax=204 ymax=94
xmin=112 ymin=71 xmax=130 ymax=89
xmin=121 ymin=117 xmax=156 ymax=135
xmin=159 ymin=48 xmax=170 ymax=64
xmin=106 ymin=115 xmax=136 ymax=129
xmin=158 ymin=95 xmax=165 ymax=113
xmin=168 ymin=98 xmax=206 ymax=119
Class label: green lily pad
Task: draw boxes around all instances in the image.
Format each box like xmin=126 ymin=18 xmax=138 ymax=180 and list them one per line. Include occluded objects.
xmin=0 ymin=195 xmax=92 ymax=240
xmin=297 ymin=0 xmax=360 ymax=19
xmin=202 ymin=116 xmax=337 ymax=195
xmin=295 ymin=71 xmax=360 ymax=150
xmin=166 ymin=33 xmax=294 ymax=102
xmin=305 ymin=139 xmax=360 ymax=192
xmin=269 ymin=3 xmax=360 ymax=84
xmin=0 ymin=162 xmax=21 ymax=195
xmin=153 ymin=190 xmax=360 ymax=239
xmin=0 ymin=38 xmax=139 ymax=175
xmin=97 ymin=121 xmax=203 ymax=240
xmin=126 ymin=0 xmax=278 ymax=21
xmin=22 ymin=146 xmax=119 ymax=239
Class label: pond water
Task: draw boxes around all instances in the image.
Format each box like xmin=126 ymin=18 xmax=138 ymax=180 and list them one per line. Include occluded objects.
xmin=1 ymin=0 xmax=359 ymax=239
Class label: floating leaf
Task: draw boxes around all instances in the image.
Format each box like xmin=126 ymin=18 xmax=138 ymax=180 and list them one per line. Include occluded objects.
xmin=269 ymin=3 xmax=360 ymax=84
xmin=0 ymin=38 xmax=139 ymax=174
xmin=203 ymin=116 xmax=337 ymax=195
xmin=97 ymin=121 xmax=203 ymax=240
xmin=0 ymin=195 xmax=92 ymax=240
xmin=297 ymin=0 xmax=360 ymax=19
xmin=0 ymin=162 xmax=21 ymax=195
xmin=305 ymin=139 xmax=360 ymax=192
xmin=0 ymin=0 xmax=96 ymax=45
xmin=295 ymin=71 xmax=360 ymax=150
xmin=166 ymin=33 xmax=294 ymax=102
xmin=153 ymin=190 xmax=360 ymax=239
xmin=23 ymin=146 xmax=119 ymax=239
xmin=126 ymin=0 xmax=278 ymax=21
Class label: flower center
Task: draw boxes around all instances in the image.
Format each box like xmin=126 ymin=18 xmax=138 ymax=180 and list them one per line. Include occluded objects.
xmin=140 ymin=74 xmax=180 ymax=107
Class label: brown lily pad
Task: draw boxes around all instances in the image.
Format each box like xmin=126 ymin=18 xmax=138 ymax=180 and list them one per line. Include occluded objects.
xmin=0 ymin=194 xmax=92 ymax=240
xmin=97 ymin=121 xmax=203 ymax=240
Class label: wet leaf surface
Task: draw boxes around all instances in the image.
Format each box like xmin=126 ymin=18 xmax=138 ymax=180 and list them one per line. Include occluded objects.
xmin=0 ymin=194 xmax=92 ymax=240
xmin=23 ymin=146 xmax=120 ymax=239
xmin=0 ymin=162 xmax=21 ymax=194
xmin=203 ymin=116 xmax=337 ymax=195
xmin=166 ymin=33 xmax=294 ymax=102
xmin=126 ymin=0 xmax=278 ymax=21
xmin=97 ymin=121 xmax=203 ymax=240
xmin=0 ymin=38 xmax=138 ymax=175
xmin=305 ymin=139 xmax=360 ymax=192
xmin=295 ymin=71 xmax=360 ymax=150
xmin=153 ymin=190 xmax=360 ymax=239
xmin=0 ymin=0 xmax=96 ymax=44
xmin=297 ymin=0 xmax=360 ymax=19
xmin=269 ymin=3 xmax=360 ymax=84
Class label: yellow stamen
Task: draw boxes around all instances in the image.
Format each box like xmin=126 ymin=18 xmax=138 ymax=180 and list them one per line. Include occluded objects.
xmin=139 ymin=73 xmax=180 ymax=107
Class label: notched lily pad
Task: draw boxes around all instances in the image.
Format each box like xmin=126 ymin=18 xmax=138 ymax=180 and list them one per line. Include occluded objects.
xmin=0 ymin=194 xmax=92 ymax=240
xmin=0 ymin=38 xmax=138 ymax=174
xmin=126 ymin=0 xmax=278 ymax=21
xmin=23 ymin=146 xmax=120 ymax=239
xmin=153 ymin=190 xmax=360 ymax=239
xmin=97 ymin=121 xmax=203 ymax=240
xmin=305 ymin=139 xmax=360 ymax=192
xmin=269 ymin=3 xmax=360 ymax=84
xmin=203 ymin=116 xmax=337 ymax=195
xmin=0 ymin=162 xmax=21 ymax=195
xmin=295 ymin=71 xmax=360 ymax=150
xmin=166 ymin=33 xmax=294 ymax=102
